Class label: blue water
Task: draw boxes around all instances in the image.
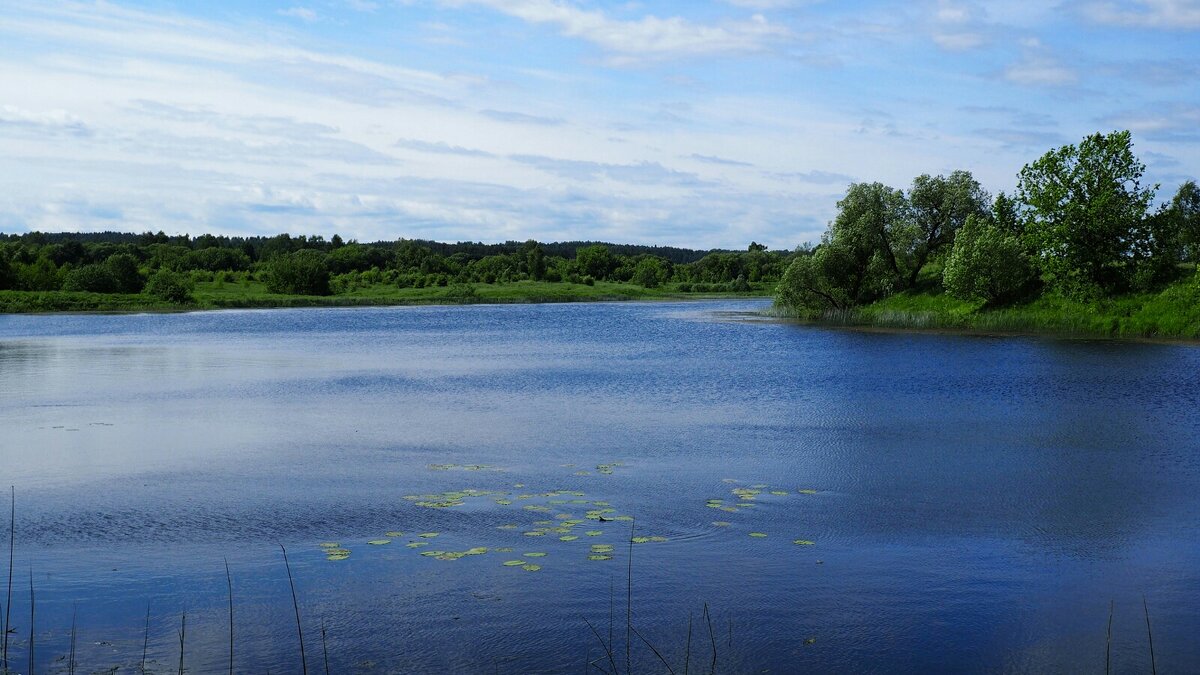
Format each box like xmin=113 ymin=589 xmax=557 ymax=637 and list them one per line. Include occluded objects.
xmin=1 ymin=300 xmax=1198 ymax=673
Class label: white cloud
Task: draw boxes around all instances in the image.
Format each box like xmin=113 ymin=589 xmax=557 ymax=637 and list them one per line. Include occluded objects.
xmin=279 ymin=7 xmax=319 ymax=22
xmin=443 ymin=0 xmax=789 ymax=62
xmin=1078 ymin=0 xmax=1200 ymax=29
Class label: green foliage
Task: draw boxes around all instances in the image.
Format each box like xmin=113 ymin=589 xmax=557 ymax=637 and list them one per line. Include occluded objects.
xmin=575 ymin=245 xmax=617 ymax=280
xmin=144 ymin=268 xmax=195 ymax=303
xmin=1167 ymin=180 xmax=1200 ymax=263
xmin=105 ymin=253 xmax=145 ymax=293
xmin=17 ymin=256 xmax=62 ymax=291
xmin=631 ymin=257 xmax=667 ymax=288
xmin=62 ymin=263 xmax=120 ymax=293
xmin=0 ymin=253 xmax=13 ymax=290
xmin=265 ymin=249 xmax=331 ymax=295
xmin=943 ymin=215 xmax=1036 ymax=304
xmin=907 ymin=170 xmax=990 ymax=286
xmin=1017 ymin=130 xmax=1156 ymax=298
xmin=181 ymin=247 xmax=251 ymax=272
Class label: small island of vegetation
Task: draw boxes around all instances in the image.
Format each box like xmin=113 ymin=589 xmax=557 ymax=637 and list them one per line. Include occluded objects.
xmin=774 ymin=130 xmax=1200 ymax=340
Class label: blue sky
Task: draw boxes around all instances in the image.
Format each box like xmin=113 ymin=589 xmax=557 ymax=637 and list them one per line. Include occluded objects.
xmin=1 ymin=1 xmax=1197 ymax=249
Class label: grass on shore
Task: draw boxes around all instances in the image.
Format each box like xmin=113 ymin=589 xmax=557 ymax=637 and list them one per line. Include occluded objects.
xmin=0 ymin=279 xmax=773 ymax=314
xmin=805 ymin=272 xmax=1200 ymax=340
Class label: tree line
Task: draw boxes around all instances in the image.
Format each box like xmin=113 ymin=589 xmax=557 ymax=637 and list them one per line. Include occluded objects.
xmin=777 ymin=130 xmax=1200 ymax=315
xmin=0 ymin=230 xmax=790 ymax=302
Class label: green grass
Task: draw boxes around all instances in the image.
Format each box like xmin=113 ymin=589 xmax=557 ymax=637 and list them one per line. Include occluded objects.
xmin=810 ymin=275 xmax=1200 ymax=340
xmin=0 ymin=280 xmax=773 ymax=314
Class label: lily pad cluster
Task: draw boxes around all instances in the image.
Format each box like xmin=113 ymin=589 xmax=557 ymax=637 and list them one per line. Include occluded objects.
xmin=705 ymin=480 xmax=821 ymax=548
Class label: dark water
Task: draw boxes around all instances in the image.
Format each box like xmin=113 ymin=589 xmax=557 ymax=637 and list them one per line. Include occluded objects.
xmin=1 ymin=300 xmax=1198 ymax=674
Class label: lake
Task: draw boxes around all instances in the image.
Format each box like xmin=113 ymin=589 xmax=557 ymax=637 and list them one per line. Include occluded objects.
xmin=1 ymin=300 xmax=1198 ymax=673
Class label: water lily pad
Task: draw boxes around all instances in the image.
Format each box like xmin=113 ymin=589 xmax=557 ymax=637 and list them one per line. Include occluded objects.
xmin=495 ymin=500 xmax=513 ymax=506
xmin=770 ymin=491 xmax=788 ymax=496
xmin=712 ymin=521 xmax=731 ymax=527
xmin=497 ymin=524 xmax=518 ymax=530
xmin=749 ymin=532 xmax=768 ymax=538
xmin=560 ymin=535 xmax=579 ymax=541
xmin=326 ymin=553 xmax=350 ymax=561
xmin=590 ymin=544 xmax=615 ymax=553
xmin=318 ymin=542 xmax=340 ymax=548
xmin=585 ymin=530 xmax=603 ymax=536
xmin=418 ymin=532 xmax=439 ymax=538
xmin=588 ymin=554 xmax=613 ymax=561
xmin=324 ymin=548 xmax=351 ymax=556
xmin=797 ymin=489 xmax=819 ymax=495
xmin=793 ymin=540 xmax=815 ymax=546
xmin=367 ymin=539 xmax=391 ymax=546
xmin=524 ymin=552 xmax=547 ymax=558
xmin=496 ymin=547 xmax=514 ymax=552
xmin=524 ymin=531 xmax=545 ymax=537
xmin=406 ymin=542 xmax=429 ymax=549
xmin=631 ymin=536 xmax=651 ymax=544
xmin=521 ymin=564 xmax=542 ymax=572
xmin=420 ymin=551 xmax=447 ymax=557
xmin=384 ymin=532 xmax=404 ymax=537
xmin=465 ymin=547 xmax=489 ymax=555
xmin=502 ymin=560 xmax=526 ymax=566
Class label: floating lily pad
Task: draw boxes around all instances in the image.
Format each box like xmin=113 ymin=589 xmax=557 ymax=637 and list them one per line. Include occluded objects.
xmin=590 ymin=544 xmax=615 ymax=553
xmin=749 ymin=532 xmax=768 ymax=538
xmin=496 ymin=547 xmax=514 ymax=552
xmin=497 ymin=524 xmax=518 ymax=530
xmin=770 ymin=491 xmax=788 ymax=496
xmin=318 ymin=542 xmax=340 ymax=548
xmin=420 ymin=551 xmax=446 ymax=557
xmin=465 ymin=547 xmax=489 ymax=555
xmin=588 ymin=554 xmax=613 ymax=561
xmin=502 ymin=560 xmax=526 ymax=566
xmin=324 ymin=548 xmax=350 ymax=556
xmin=384 ymin=532 xmax=404 ymax=538
xmin=495 ymin=500 xmax=513 ymax=506
xmin=521 ymin=564 xmax=542 ymax=572
xmin=793 ymin=540 xmax=816 ymax=546
xmin=712 ymin=521 xmax=731 ymax=527
xmin=368 ymin=539 xmax=391 ymax=546
xmin=631 ymin=536 xmax=651 ymax=544
xmin=523 ymin=531 xmax=545 ymax=537
xmin=797 ymin=489 xmax=819 ymax=495
xmin=560 ymin=535 xmax=579 ymax=541
xmin=585 ymin=530 xmax=603 ymax=536
xmin=524 ymin=552 xmax=547 ymax=558
xmin=418 ymin=533 xmax=439 ymax=538
xmin=406 ymin=542 xmax=428 ymax=549
xmin=614 ymin=516 xmax=634 ymax=521
xmin=326 ymin=553 xmax=350 ymax=561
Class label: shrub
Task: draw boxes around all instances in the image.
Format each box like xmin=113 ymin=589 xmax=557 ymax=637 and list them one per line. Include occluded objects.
xmin=62 ymin=264 xmax=119 ymax=293
xmin=943 ymin=215 xmax=1036 ymax=305
xmin=265 ymin=249 xmax=331 ymax=295
xmin=144 ymin=269 xmax=195 ymax=303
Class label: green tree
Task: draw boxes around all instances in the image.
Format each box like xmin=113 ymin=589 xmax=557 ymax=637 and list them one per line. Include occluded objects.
xmin=943 ymin=214 xmax=1036 ymax=304
xmin=105 ymin=253 xmax=145 ymax=293
xmin=1167 ymin=180 xmax=1200 ymax=263
xmin=144 ymin=268 xmax=195 ymax=303
xmin=575 ymin=245 xmax=617 ymax=280
xmin=631 ymin=257 xmax=666 ymax=288
xmin=775 ymin=244 xmax=857 ymax=315
xmin=17 ymin=256 xmax=61 ymax=291
xmin=62 ymin=264 xmax=119 ymax=293
xmin=525 ymin=241 xmax=547 ymax=281
xmin=1017 ymin=130 xmax=1156 ymax=297
xmin=0 ymin=253 xmax=13 ymax=290
xmin=907 ymin=170 xmax=990 ymax=286
xmin=265 ymin=249 xmax=331 ymax=295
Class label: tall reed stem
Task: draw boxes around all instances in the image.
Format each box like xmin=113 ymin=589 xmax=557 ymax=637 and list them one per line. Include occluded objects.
xmin=281 ymin=545 xmax=308 ymax=675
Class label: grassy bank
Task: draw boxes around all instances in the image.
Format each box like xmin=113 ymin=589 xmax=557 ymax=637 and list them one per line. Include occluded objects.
xmin=0 ymin=279 xmax=773 ymax=314
xmin=793 ymin=274 xmax=1200 ymax=340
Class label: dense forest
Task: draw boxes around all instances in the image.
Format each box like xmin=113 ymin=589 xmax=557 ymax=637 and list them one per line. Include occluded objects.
xmin=0 ymin=230 xmax=789 ymax=306
xmin=776 ymin=130 xmax=1200 ymax=335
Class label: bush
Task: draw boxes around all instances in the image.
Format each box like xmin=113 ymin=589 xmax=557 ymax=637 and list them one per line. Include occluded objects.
xmin=144 ymin=269 xmax=195 ymax=303
xmin=62 ymin=264 xmax=119 ymax=293
xmin=581 ymin=275 xmax=595 ymax=286
xmin=943 ymin=215 xmax=1036 ymax=305
xmin=105 ymin=253 xmax=144 ymax=293
xmin=265 ymin=249 xmax=330 ymax=295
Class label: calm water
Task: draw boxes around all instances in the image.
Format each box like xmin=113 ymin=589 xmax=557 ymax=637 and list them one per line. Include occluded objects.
xmin=1 ymin=300 xmax=1198 ymax=673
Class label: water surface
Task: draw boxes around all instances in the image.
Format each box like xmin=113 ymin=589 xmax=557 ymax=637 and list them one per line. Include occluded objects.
xmin=1 ymin=301 xmax=1198 ymax=673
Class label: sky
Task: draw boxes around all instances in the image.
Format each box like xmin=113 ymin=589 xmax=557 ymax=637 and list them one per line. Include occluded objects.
xmin=0 ymin=1 xmax=1198 ymax=249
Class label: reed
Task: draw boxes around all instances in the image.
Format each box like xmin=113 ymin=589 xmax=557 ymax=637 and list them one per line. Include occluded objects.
xmin=3 ymin=486 xmax=13 ymax=670
xmin=68 ymin=604 xmax=77 ymax=675
xmin=1144 ymin=595 xmax=1157 ymax=675
xmin=280 ymin=545 xmax=309 ymax=675
xmin=1105 ymin=599 xmax=1113 ymax=675
xmin=27 ymin=569 xmax=33 ymax=675
xmin=178 ymin=609 xmax=186 ymax=675
xmin=225 ymin=559 xmax=234 ymax=675
xmin=141 ymin=603 xmax=150 ymax=673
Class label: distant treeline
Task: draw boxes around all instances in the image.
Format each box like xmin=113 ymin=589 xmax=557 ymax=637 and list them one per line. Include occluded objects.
xmin=0 ymin=229 xmax=790 ymax=302
xmin=777 ymin=130 xmax=1200 ymax=315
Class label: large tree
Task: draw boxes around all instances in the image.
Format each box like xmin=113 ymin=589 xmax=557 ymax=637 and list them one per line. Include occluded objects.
xmin=1017 ymin=130 xmax=1156 ymax=297
xmin=906 ymin=170 xmax=990 ymax=286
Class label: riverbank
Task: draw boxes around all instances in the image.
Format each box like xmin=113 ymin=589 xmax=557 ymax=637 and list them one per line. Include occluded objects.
xmin=780 ymin=275 xmax=1200 ymax=341
xmin=0 ymin=279 xmax=773 ymax=314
